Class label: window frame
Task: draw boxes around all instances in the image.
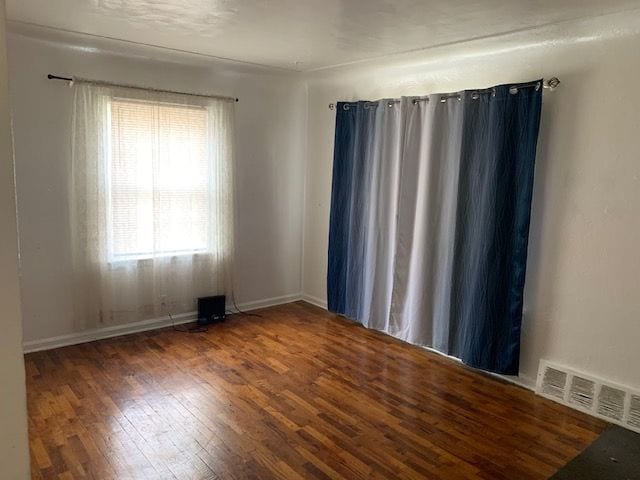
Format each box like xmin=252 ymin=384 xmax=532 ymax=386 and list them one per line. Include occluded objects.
xmin=104 ymin=96 xmax=213 ymax=264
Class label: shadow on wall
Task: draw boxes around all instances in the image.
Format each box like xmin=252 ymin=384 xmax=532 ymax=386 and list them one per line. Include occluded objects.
xmin=520 ymin=68 xmax=591 ymax=379
xmin=232 ymin=96 xmax=286 ymax=302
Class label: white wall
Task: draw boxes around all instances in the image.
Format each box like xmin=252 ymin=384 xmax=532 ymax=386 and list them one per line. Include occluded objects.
xmin=7 ymin=29 xmax=307 ymax=343
xmin=302 ymin=11 xmax=640 ymax=389
xmin=0 ymin=1 xmax=30 ymax=478
xmin=8 ymin=9 xmax=640 ymax=394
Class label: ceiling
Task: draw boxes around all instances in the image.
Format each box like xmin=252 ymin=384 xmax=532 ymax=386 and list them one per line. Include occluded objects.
xmin=6 ymin=0 xmax=640 ymax=71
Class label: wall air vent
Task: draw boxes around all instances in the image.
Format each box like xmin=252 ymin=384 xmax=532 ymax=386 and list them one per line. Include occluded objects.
xmin=536 ymin=360 xmax=640 ymax=434
xmin=568 ymin=376 xmax=596 ymax=410
xmin=541 ymin=367 xmax=568 ymax=399
xmin=628 ymin=395 xmax=640 ymax=429
xmin=597 ymin=385 xmax=626 ymax=421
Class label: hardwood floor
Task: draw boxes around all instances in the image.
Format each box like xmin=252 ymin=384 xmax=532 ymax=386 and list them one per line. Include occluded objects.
xmin=26 ymin=302 xmax=606 ymax=479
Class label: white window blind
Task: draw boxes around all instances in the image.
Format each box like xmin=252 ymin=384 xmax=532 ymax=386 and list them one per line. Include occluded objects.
xmin=108 ymin=98 xmax=211 ymax=261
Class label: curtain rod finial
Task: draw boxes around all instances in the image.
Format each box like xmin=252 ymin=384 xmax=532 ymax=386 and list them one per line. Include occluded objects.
xmin=545 ymin=77 xmax=561 ymax=90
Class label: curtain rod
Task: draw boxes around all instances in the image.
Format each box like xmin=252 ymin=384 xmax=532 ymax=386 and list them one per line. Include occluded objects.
xmin=328 ymin=77 xmax=560 ymax=110
xmin=47 ymin=74 xmax=239 ymax=103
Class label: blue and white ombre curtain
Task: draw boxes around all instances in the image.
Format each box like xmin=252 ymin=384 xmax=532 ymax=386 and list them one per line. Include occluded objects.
xmin=327 ymin=81 xmax=543 ymax=375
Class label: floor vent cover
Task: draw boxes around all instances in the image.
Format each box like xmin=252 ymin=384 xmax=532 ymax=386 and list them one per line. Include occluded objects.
xmin=536 ymin=360 xmax=640 ymax=433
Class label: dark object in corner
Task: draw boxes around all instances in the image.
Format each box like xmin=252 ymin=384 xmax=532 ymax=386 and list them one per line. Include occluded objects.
xmin=197 ymin=295 xmax=226 ymax=326
xmin=550 ymin=425 xmax=640 ymax=479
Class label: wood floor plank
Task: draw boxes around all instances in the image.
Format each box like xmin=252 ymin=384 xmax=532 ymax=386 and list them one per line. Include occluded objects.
xmin=26 ymin=302 xmax=606 ymax=479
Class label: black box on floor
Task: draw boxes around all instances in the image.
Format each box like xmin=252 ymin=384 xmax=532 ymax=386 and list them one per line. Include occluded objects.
xmin=197 ymin=295 xmax=226 ymax=325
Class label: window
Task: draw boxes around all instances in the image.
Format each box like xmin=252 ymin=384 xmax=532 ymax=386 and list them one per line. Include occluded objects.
xmin=108 ymin=98 xmax=211 ymax=261
xmin=71 ymin=83 xmax=233 ymax=325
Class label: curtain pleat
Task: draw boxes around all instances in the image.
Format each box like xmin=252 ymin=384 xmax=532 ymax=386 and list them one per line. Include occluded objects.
xmin=345 ymin=104 xmax=376 ymax=320
xmin=327 ymin=104 xmax=356 ymax=314
xmin=361 ymin=101 xmax=402 ymax=332
xmin=327 ymin=81 xmax=542 ymax=375
xmin=390 ymin=96 xmax=463 ymax=351
xmin=450 ymin=85 xmax=542 ymax=374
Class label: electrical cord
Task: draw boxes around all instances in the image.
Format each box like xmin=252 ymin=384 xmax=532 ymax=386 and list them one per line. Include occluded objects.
xmin=166 ymin=288 xmax=262 ymax=335
xmin=226 ymin=283 xmax=262 ymax=318
xmin=229 ymin=295 xmax=262 ymax=318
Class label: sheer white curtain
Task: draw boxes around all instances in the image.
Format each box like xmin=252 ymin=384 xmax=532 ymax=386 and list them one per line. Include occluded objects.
xmin=71 ymin=82 xmax=234 ymax=329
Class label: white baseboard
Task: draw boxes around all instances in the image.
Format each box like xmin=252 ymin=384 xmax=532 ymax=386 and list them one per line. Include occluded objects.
xmin=23 ymin=311 xmax=196 ymax=353
xmin=23 ymin=293 xmax=302 ymax=353
xmin=415 ymin=342 xmax=534 ymax=391
xmin=227 ymin=293 xmax=302 ymax=313
xmin=23 ymin=290 xmax=535 ymax=392
xmin=301 ymin=293 xmax=327 ymax=309
xmin=484 ymin=370 xmax=535 ymax=391
xmin=299 ymin=292 xmax=533 ymax=390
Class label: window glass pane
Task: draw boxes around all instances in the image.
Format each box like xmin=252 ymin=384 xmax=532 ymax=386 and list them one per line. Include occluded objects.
xmin=109 ymin=99 xmax=210 ymax=259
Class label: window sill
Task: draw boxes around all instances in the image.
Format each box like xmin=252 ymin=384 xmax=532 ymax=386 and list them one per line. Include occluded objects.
xmin=108 ymin=250 xmax=211 ymax=266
